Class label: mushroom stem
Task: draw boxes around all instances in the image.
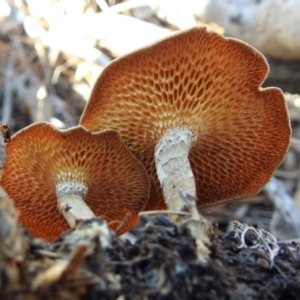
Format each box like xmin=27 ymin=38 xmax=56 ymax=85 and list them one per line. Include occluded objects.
xmin=57 ymin=194 xmax=95 ymax=228
xmin=155 ymin=126 xmax=199 ymax=220
xmin=56 ymin=182 xmax=95 ymax=228
xmin=155 ymin=126 xmax=211 ymax=260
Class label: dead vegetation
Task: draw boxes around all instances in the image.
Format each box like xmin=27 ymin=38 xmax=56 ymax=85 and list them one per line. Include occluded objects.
xmin=0 ymin=1 xmax=300 ymax=299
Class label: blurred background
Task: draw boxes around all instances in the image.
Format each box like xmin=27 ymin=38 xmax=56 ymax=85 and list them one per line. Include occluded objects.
xmin=1 ymin=0 xmax=300 ymax=241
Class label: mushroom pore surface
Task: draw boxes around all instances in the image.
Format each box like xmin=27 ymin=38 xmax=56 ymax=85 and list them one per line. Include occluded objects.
xmin=80 ymin=27 xmax=291 ymax=211
xmin=1 ymin=122 xmax=150 ymax=240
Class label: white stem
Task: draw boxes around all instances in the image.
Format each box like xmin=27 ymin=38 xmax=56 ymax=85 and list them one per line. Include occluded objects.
xmin=155 ymin=126 xmax=211 ymax=261
xmin=57 ymin=194 xmax=95 ymax=228
xmin=56 ymin=182 xmax=95 ymax=228
xmin=155 ymin=127 xmax=199 ymax=218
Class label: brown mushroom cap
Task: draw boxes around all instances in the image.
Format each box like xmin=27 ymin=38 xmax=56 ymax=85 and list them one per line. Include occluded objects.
xmin=1 ymin=122 xmax=150 ymax=241
xmin=80 ymin=27 xmax=291 ymax=211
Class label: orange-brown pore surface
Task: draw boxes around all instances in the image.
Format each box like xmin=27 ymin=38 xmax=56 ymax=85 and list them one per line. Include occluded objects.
xmin=1 ymin=123 xmax=150 ymax=241
xmin=80 ymin=27 xmax=291 ymax=211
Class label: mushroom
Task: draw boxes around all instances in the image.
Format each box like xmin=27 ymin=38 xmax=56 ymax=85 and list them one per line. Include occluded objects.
xmin=1 ymin=122 xmax=150 ymax=241
xmin=79 ymin=27 xmax=291 ymax=256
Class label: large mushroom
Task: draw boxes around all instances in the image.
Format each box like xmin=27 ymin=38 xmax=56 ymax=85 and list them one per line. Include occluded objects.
xmin=79 ymin=27 xmax=290 ymax=255
xmin=1 ymin=122 xmax=150 ymax=241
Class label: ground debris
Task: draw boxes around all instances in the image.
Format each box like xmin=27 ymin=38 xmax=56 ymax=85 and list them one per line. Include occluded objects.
xmin=1 ymin=213 xmax=300 ymax=300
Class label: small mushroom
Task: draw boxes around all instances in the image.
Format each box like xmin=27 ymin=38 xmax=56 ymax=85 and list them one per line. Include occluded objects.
xmin=80 ymin=27 xmax=290 ymax=215
xmin=1 ymin=122 xmax=150 ymax=241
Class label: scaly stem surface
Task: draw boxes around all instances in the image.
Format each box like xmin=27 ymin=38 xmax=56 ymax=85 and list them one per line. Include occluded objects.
xmin=155 ymin=126 xmax=211 ymax=261
xmin=155 ymin=127 xmax=198 ymax=219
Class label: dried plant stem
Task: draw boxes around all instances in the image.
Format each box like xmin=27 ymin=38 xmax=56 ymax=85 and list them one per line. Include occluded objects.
xmin=97 ymin=0 xmax=157 ymax=14
xmin=264 ymin=176 xmax=300 ymax=238
xmin=0 ymin=125 xmax=7 ymax=178
xmin=139 ymin=210 xmax=191 ymax=216
xmin=2 ymin=60 xmax=14 ymax=124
